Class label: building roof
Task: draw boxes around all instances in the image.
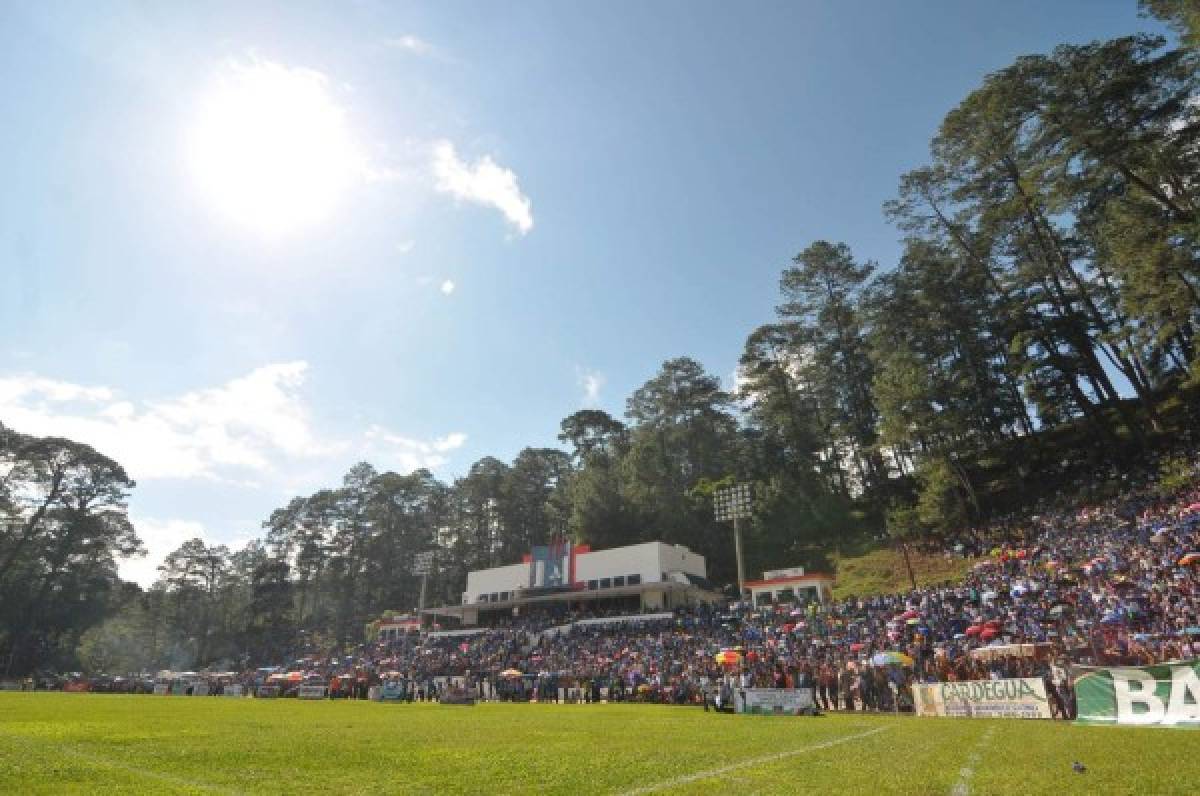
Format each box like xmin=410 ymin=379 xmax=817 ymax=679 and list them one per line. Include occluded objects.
xmin=422 ymin=579 xmax=721 ymax=620
xmin=743 ymin=572 xmax=834 ymax=588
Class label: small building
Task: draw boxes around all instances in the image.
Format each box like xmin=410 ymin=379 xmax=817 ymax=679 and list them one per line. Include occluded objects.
xmin=422 ymin=541 xmax=722 ymax=627
xmin=744 ymin=566 xmax=834 ymax=607
xmin=374 ymin=615 xmax=421 ymax=642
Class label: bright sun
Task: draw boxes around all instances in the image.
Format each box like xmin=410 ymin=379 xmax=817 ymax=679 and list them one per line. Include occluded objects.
xmin=186 ymin=58 xmax=361 ymax=238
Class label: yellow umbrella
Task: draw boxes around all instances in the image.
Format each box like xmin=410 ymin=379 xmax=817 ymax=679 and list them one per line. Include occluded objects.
xmin=499 ymin=668 xmax=524 ymax=678
xmin=714 ymin=650 xmax=742 ymax=666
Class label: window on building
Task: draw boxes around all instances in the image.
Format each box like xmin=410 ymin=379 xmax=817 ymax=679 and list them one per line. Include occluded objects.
xmin=599 ymin=578 xmax=611 ymax=589
xmin=614 ymin=576 xmax=625 ymax=587
xmin=588 ymin=580 xmax=598 ymax=591
xmin=777 ymin=588 xmax=795 ymax=604
xmin=628 ymin=574 xmax=641 ymax=586
xmin=490 ymin=593 xmax=499 ymax=603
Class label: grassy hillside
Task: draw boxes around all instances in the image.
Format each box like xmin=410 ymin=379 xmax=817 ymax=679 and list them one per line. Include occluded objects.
xmin=831 ymin=547 xmax=978 ymax=601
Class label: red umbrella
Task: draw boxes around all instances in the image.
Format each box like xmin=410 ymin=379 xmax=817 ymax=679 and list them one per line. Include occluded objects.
xmin=965 ymin=625 xmax=982 ymax=637
xmin=849 ymin=643 xmax=865 ymax=652
xmin=980 ymin=628 xmax=999 ymax=641
xmin=901 ymin=610 xmax=920 ymax=620
xmin=985 ymin=619 xmax=1003 ymax=629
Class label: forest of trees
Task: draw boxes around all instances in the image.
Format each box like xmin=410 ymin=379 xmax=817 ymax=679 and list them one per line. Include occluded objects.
xmin=2 ymin=2 xmax=1197 ymax=676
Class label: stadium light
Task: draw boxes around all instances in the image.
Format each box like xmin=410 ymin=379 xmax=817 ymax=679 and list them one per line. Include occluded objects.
xmin=713 ymin=483 xmax=753 ymax=599
xmin=413 ymin=551 xmax=436 ymax=612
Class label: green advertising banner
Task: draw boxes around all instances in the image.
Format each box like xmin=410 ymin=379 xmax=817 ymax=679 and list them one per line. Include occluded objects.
xmin=1074 ymin=661 xmax=1200 ymax=728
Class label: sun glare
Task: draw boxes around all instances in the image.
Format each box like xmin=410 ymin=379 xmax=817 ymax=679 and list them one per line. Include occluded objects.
xmin=186 ymin=58 xmax=360 ymax=238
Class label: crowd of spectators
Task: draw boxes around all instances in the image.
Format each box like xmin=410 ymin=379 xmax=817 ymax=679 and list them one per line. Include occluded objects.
xmin=19 ymin=465 xmax=1198 ymax=715
xmin=351 ymin=468 xmax=1199 ymax=711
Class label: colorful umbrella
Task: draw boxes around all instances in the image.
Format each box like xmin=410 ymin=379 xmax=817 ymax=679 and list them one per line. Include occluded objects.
xmin=870 ymin=651 xmax=913 ymax=667
xmin=714 ymin=650 xmax=742 ymax=666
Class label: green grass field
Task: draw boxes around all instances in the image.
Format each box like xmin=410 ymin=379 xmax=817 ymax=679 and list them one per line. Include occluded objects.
xmin=1 ymin=694 xmax=1196 ymax=795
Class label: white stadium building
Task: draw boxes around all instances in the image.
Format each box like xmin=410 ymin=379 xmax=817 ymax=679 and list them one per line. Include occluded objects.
xmin=421 ymin=541 xmax=724 ymax=627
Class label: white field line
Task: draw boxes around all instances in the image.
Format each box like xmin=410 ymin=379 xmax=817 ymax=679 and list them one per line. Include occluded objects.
xmin=0 ymin=727 xmax=241 ymax=795
xmin=617 ymin=725 xmax=889 ymax=795
xmin=949 ymin=725 xmax=997 ymax=796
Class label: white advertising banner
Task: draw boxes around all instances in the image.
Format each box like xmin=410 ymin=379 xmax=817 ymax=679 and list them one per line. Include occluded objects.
xmin=223 ymin=685 xmax=244 ymax=698
xmin=912 ymin=678 xmax=1052 ymax=719
xmin=734 ymin=688 xmax=815 ymax=715
xmin=297 ymin=685 xmax=327 ymax=700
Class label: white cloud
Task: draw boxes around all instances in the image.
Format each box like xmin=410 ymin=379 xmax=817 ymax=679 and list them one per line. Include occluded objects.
xmin=120 ymin=517 xmax=210 ymax=588
xmin=0 ymin=376 xmax=113 ymax=404
xmin=0 ymin=362 xmax=328 ymax=480
xmin=576 ymin=368 xmax=605 ymax=407
xmin=432 ymin=140 xmax=533 ymax=235
xmin=2 ymin=366 xmax=469 ymax=584
xmin=363 ymin=426 xmax=467 ymax=473
xmin=0 ymin=363 xmax=463 ymax=483
xmin=121 ymin=516 xmax=256 ymax=587
xmin=384 ymin=35 xmax=434 ymax=56
xmin=440 ymin=279 xmax=456 ymax=295
xmin=396 ymin=240 xmax=415 ymax=255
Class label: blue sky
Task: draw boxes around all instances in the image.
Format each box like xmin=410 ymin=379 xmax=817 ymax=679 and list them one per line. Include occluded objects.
xmin=0 ymin=1 xmax=1163 ymax=583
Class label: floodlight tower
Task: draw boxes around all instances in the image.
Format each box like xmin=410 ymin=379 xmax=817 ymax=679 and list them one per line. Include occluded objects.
xmin=413 ymin=551 xmax=435 ymax=612
xmin=713 ymin=483 xmax=753 ymax=600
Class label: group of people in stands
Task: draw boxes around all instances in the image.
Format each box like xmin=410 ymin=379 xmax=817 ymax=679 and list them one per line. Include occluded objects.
xmin=54 ymin=459 xmax=1198 ymax=714
xmin=252 ymin=460 xmax=1196 ymax=714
